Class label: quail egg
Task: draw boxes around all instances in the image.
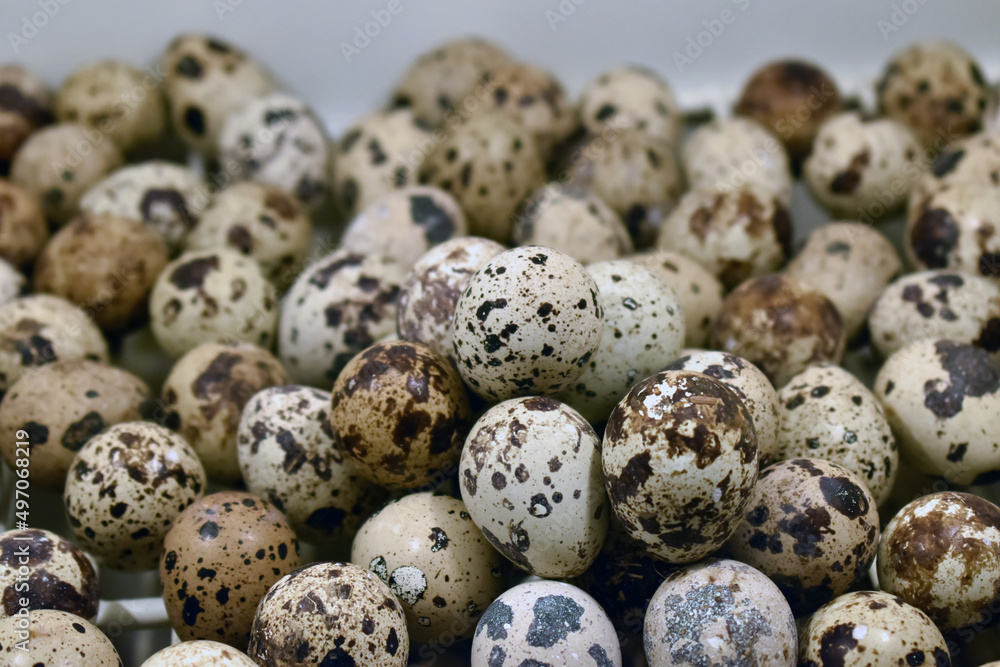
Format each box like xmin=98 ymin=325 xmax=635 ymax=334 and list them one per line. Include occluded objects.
xmin=906 ymin=181 xmax=1000 ymax=278
xmin=578 ymin=65 xmax=682 ymax=147
xmin=0 ymin=64 xmax=52 ymax=174
xmin=0 ymin=528 xmax=98 ymax=621
xmin=0 ymin=178 xmax=49 ymax=269
xmin=141 ymin=640 xmax=257 ymax=666
xmin=0 ymin=609 xmax=120 ymax=666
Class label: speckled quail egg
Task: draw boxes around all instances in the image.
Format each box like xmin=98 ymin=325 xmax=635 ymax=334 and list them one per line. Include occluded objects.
xmin=0 ymin=528 xmax=98 ymax=620
xmin=163 ymin=33 xmax=275 ymax=155
xmin=396 ymin=236 xmax=506 ymax=362
xmin=160 ymin=341 xmax=287 ymax=483
xmin=142 ymin=640 xmax=257 ymax=666
xmin=644 ymin=558 xmax=798 ymax=667
xmin=10 ymin=123 xmax=123 ymax=225
xmin=149 ymin=248 xmax=277 ymax=358
xmin=460 ymin=396 xmax=608 ymax=577
xmin=712 ymin=273 xmax=846 ymax=388
xmin=799 ymin=591 xmax=952 ymax=667
xmin=160 ymin=491 xmax=301 ymax=649
xmin=0 ymin=360 xmax=148 ymax=490
xmin=63 ymin=421 xmax=206 ymax=571
xmin=0 ymin=259 xmax=24 ymax=305
xmin=629 ymin=251 xmax=725 ymax=348
xmin=877 ymin=41 xmax=990 ymax=147
xmin=330 ymin=340 xmax=471 ymax=490
xmin=218 ymin=93 xmax=330 ymax=209
xmin=0 ymin=609 xmax=120 ymax=667
xmin=471 ymin=579 xmax=621 ymax=667
xmin=725 ymin=458 xmax=879 ymax=617
xmin=55 ymin=60 xmax=166 ymax=153
xmin=0 ymin=64 xmax=52 ymax=174
xmin=603 ymin=370 xmax=758 ymax=564
xmin=34 ymin=212 xmax=168 ymax=331
xmin=419 ymin=111 xmax=545 ymax=242
xmin=578 ymin=65 xmax=682 ymax=147
xmin=875 ymin=338 xmax=1000 ymax=484
xmin=775 ymin=364 xmax=897 ymax=506
xmin=906 ymin=182 xmax=1000 ymax=278
xmin=869 ymin=270 xmax=1000 ymax=360
xmin=184 ymin=181 xmax=310 ymax=289
xmin=512 ymin=183 xmax=633 ymax=265
xmin=910 ymin=131 xmax=1000 ymax=206
xmin=237 ymin=385 xmax=386 ymax=545
xmin=735 ymin=59 xmax=843 ymax=162
xmin=803 ymin=111 xmax=921 ymax=219
xmin=878 ymin=491 xmax=1000 ymax=632
xmin=278 ymin=248 xmax=406 ymax=386
xmin=656 ymin=185 xmax=792 ymax=289
xmin=558 ymin=260 xmax=684 ymax=425
xmin=663 ymin=350 xmax=780 ymax=466
xmin=682 ymin=117 xmax=792 ymax=205
xmin=80 ymin=160 xmax=207 ymax=254
xmin=0 ymin=178 xmax=49 ymax=268
xmin=351 ymin=492 xmax=507 ymax=645
xmin=451 ymin=246 xmax=603 ymax=401
xmin=0 ymin=294 xmax=109 ymax=395
xmin=785 ymin=222 xmax=901 ymax=340
xmin=340 ymin=186 xmax=468 ymax=270
xmin=248 ymin=561 xmax=409 ymax=666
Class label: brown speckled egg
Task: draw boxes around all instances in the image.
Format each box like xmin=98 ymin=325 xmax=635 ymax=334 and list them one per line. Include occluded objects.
xmin=0 ymin=64 xmax=52 ymax=173
xmin=471 ymin=580 xmax=621 ymax=667
xmin=0 ymin=609 xmax=120 ymax=666
xmin=0 ymin=528 xmax=98 ymax=620
xmin=875 ymin=339 xmax=1000 ymax=484
xmin=0 ymin=360 xmax=148 ymax=490
xmin=878 ymin=491 xmax=1000 ymax=633
xmin=725 ymin=458 xmax=879 ymax=617
xmin=906 ymin=182 xmax=1000 ymax=279
xmin=160 ymin=341 xmax=288 ymax=483
xmin=34 ymin=212 xmax=168 ymax=331
xmin=644 ymin=558 xmax=797 ymax=667
xmin=451 ymin=246 xmax=603 ymax=401
xmin=603 ymin=370 xmax=758 ymax=564
xmin=776 ymin=365 xmax=897 ymax=506
xmin=141 ymin=640 xmax=257 ymax=666
xmin=351 ymin=492 xmax=507 ymax=645
xmin=397 ymin=236 xmax=506 ymax=362
xmin=63 ymin=421 xmax=206 ymax=571
xmin=711 ymin=273 xmax=846 ymax=388
xmin=0 ymin=178 xmax=49 ymax=269
xmin=237 ymin=385 xmax=386 ymax=545
xmin=330 ymin=340 xmax=471 ymax=490
xmin=249 ymin=561 xmax=409 ymax=666
xmin=799 ymin=591 xmax=952 ymax=667
xmin=460 ymin=396 xmax=608 ymax=578
xmin=160 ymin=491 xmax=301 ymax=649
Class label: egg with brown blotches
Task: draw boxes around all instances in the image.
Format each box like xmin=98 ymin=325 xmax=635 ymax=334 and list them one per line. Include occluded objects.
xmin=0 ymin=528 xmax=98 ymax=621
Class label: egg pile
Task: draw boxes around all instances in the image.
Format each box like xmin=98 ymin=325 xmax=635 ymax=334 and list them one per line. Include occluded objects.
xmin=1 ymin=30 xmax=1000 ymax=667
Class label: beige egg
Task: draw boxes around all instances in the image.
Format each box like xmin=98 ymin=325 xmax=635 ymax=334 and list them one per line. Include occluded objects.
xmin=0 ymin=258 xmax=24 ymax=305
xmin=725 ymin=458 xmax=879 ymax=617
xmin=249 ymin=561 xmax=409 ymax=666
xmin=351 ymin=492 xmax=507 ymax=645
xmin=711 ymin=273 xmax=845 ymax=388
xmin=0 ymin=528 xmax=98 ymax=621
xmin=644 ymin=558 xmax=797 ymax=667
xmin=0 ymin=609 xmax=120 ymax=666
xmin=0 ymin=65 xmax=52 ymax=173
xmin=878 ymin=491 xmax=1000 ymax=632
xmin=142 ymin=640 xmax=257 ymax=666
xmin=603 ymin=370 xmax=758 ymax=563
xmin=874 ymin=338 xmax=1000 ymax=484
xmin=63 ymin=421 xmax=206 ymax=571
xmin=460 ymin=396 xmax=608 ymax=578
xmin=0 ymin=178 xmax=49 ymax=269
xmin=906 ymin=182 xmax=1000 ymax=279
xmin=910 ymin=132 xmax=1000 ymax=207
xmin=160 ymin=491 xmax=301 ymax=649
xmin=578 ymin=65 xmax=682 ymax=147
xmin=775 ymin=365 xmax=898 ymax=506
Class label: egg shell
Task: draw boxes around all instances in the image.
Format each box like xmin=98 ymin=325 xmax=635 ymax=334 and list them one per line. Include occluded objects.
xmin=248 ymin=561 xmax=409 ymax=666
xmin=0 ymin=64 xmax=52 ymax=170
xmin=0 ymin=178 xmax=49 ymax=269
xmin=877 ymin=491 xmax=1000 ymax=632
xmin=874 ymin=338 xmax=1000 ymax=484
xmin=910 ymin=132 xmax=1000 ymax=208
xmin=644 ymin=558 xmax=797 ymax=667
xmin=160 ymin=491 xmax=301 ymax=649
xmin=577 ymin=65 xmax=682 ymax=147
xmin=0 ymin=360 xmax=149 ymax=490
xmin=0 ymin=528 xmax=98 ymax=621
xmin=460 ymin=396 xmax=608 ymax=578
xmin=451 ymin=246 xmax=603 ymax=401
xmin=237 ymin=385 xmax=386 ymax=545
xmin=0 ymin=609 xmax=120 ymax=666
xmin=724 ymin=457 xmax=880 ymax=617
xmin=0 ymin=259 xmax=24 ymax=305
xmin=471 ymin=580 xmax=621 ymax=667
xmin=141 ymin=640 xmax=257 ymax=666
xmin=603 ymin=370 xmax=758 ymax=563
xmin=351 ymin=492 xmax=508 ymax=645
xmin=906 ymin=181 xmax=1000 ymax=278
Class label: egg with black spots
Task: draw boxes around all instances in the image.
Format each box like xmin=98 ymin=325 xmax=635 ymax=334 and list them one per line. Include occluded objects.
xmin=0 ymin=528 xmax=98 ymax=621
xmin=906 ymin=182 xmax=1000 ymax=278
xmin=910 ymin=132 xmax=1000 ymax=207
xmin=577 ymin=65 xmax=682 ymax=147
xmin=0 ymin=609 xmax=120 ymax=666
xmin=629 ymin=251 xmax=724 ymax=348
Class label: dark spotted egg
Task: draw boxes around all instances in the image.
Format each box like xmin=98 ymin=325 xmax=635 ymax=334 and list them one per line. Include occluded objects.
xmin=0 ymin=528 xmax=98 ymax=621
xmin=0 ymin=609 xmax=121 ymax=666
xmin=577 ymin=65 xmax=682 ymax=147
xmin=906 ymin=181 xmax=1000 ymax=279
